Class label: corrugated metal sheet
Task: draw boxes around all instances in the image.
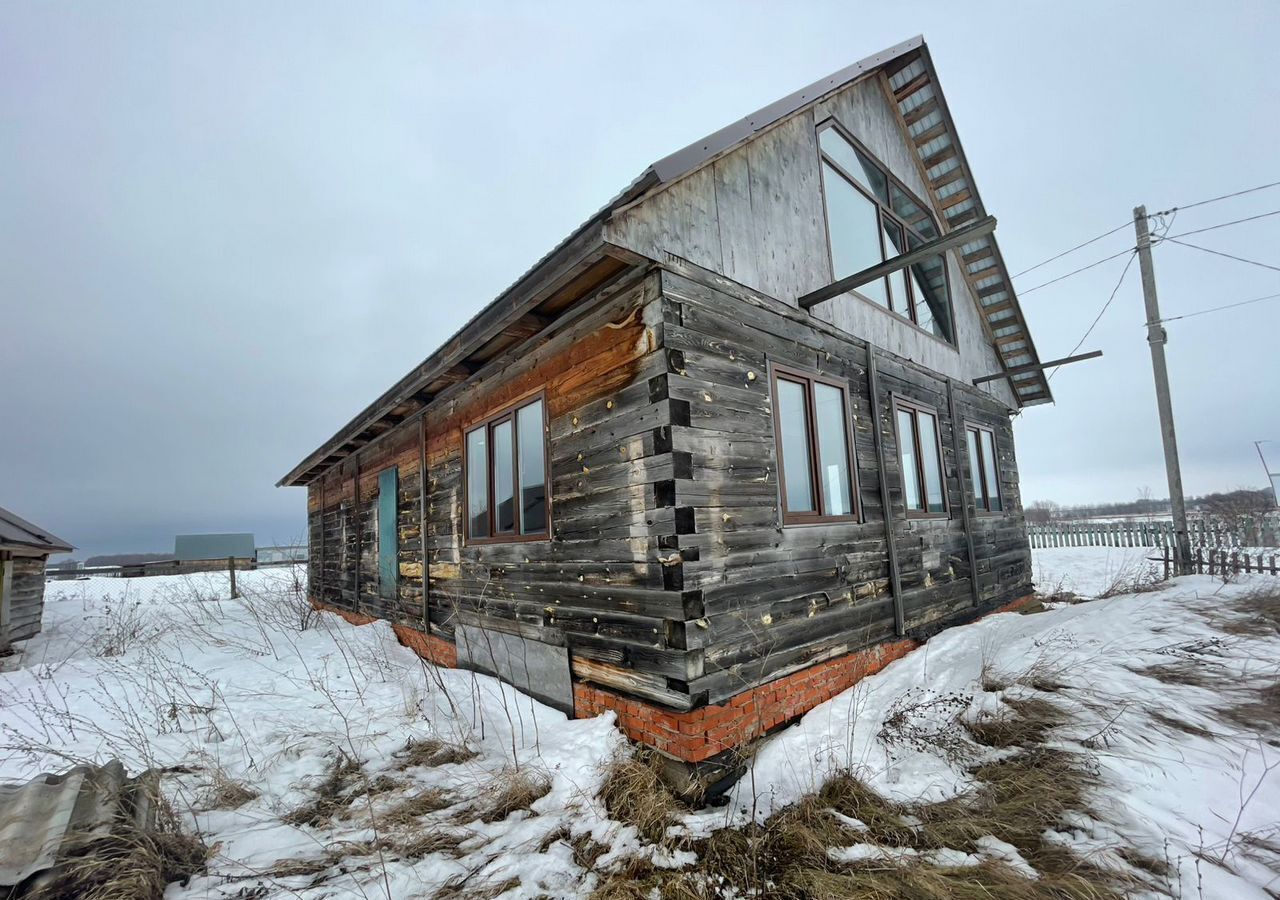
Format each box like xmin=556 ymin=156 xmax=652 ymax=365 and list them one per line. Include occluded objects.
xmin=174 ymin=533 xmax=255 ymax=561
xmin=0 ymin=760 xmax=157 ymax=889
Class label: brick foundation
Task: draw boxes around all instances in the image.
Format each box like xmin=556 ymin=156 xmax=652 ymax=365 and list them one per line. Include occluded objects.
xmin=311 ymin=599 xmax=457 ymax=667
xmin=574 ymin=639 xmax=917 ymax=762
xmin=311 ymin=593 xmax=1032 ymax=762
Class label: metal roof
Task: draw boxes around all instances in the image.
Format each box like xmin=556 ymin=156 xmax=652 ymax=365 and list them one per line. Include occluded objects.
xmin=280 ymin=35 xmax=1050 ymax=486
xmin=174 ymin=533 xmax=255 ymax=561
xmin=0 ymin=506 xmax=73 ymax=554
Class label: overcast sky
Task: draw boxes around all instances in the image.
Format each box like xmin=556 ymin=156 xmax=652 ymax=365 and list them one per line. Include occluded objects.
xmin=2 ymin=2 xmax=1277 ymax=558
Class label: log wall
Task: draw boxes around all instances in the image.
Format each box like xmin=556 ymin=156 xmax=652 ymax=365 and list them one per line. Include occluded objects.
xmin=657 ymin=267 xmax=1030 ymax=705
xmin=307 ymin=272 xmax=705 ymax=705
xmin=303 ymin=263 xmax=1032 ymax=715
xmin=3 ymin=555 xmax=49 ymax=643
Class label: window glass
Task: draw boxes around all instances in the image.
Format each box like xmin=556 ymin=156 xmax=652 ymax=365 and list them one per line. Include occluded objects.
xmin=517 ymin=401 xmax=547 ymax=533
xmin=813 ymin=382 xmax=853 ymax=517
xmin=820 ymin=129 xmax=888 ymax=202
xmin=966 ymin=428 xmax=984 ymax=508
xmin=466 ymin=427 xmax=489 ymax=538
xmin=907 ymin=234 xmax=953 ymax=342
xmin=822 ymin=163 xmax=888 ymax=308
xmin=881 ymin=219 xmax=910 ymax=315
xmin=890 ymin=184 xmax=939 ymax=240
xmin=917 ymin=411 xmax=946 ymax=513
xmin=980 ymin=430 xmax=1001 ymax=511
xmin=897 ymin=408 xmax=921 ymax=511
xmin=492 ymin=419 xmax=515 ymax=534
xmin=777 ymin=378 xmax=815 ymax=513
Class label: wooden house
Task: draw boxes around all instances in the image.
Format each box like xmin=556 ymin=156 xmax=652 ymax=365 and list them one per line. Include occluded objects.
xmin=0 ymin=506 xmax=74 ymax=645
xmin=280 ymin=37 xmax=1051 ymax=779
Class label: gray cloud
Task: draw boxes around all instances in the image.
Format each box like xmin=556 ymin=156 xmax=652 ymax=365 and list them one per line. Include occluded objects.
xmin=3 ymin=1 xmax=1277 ymax=557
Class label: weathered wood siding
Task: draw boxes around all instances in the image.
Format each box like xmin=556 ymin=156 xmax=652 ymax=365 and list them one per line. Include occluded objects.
xmin=606 ymin=73 xmax=1016 ymax=408
xmin=659 ymin=268 xmax=1030 ymax=705
xmin=4 ymin=555 xmax=48 ymax=642
xmin=307 ymin=272 xmax=708 ymax=706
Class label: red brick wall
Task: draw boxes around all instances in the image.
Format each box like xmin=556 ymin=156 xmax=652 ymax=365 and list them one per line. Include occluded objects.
xmin=313 ymin=593 xmax=1032 ymax=762
xmin=574 ymin=639 xmax=917 ymax=762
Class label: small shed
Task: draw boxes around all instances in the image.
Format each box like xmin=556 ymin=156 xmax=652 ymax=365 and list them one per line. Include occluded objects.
xmin=174 ymin=533 xmax=255 ymax=564
xmin=0 ymin=506 xmax=74 ymax=645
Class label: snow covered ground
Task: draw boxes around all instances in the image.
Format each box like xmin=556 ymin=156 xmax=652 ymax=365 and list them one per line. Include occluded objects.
xmin=0 ymin=551 xmax=1276 ymax=898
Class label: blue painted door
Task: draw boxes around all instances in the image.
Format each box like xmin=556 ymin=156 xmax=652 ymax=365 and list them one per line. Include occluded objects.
xmin=378 ymin=467 xmax=398 ymax=599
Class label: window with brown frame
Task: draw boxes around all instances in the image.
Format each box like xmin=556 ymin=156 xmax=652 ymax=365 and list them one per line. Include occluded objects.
xmin=464 ymin=396 xmax=548 ymax=542
xmin=892 ymin=397 xmax=948 ymax=517
xmin=771 ymin=365 xmax=858 ymax=525
xmin=817 ymin=122 xmax=954 ymax=343
xmin=965 ymin=424 xmax=1003 ymax=513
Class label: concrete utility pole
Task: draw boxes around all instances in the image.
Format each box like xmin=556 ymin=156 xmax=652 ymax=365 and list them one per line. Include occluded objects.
xmin=1134 ymin=206 xmax=1193 ymax=574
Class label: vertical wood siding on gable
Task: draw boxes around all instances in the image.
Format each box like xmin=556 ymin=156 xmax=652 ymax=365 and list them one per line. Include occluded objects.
xmin=605 ymin=74 xmax=1018 ymax=409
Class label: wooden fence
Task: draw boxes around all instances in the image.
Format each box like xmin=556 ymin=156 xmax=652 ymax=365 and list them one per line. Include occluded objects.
xmin=1155 ymin=545 xmax=1280 ymax=579
xmin=1029 ymin=517 xmax=1279 ymax=550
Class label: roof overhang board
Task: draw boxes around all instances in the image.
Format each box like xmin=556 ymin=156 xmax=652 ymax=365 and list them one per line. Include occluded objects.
xmin=882 ymin=47 xmax=1053 ymax=406
xmin=279 ymin=229 xmax=640 ymax=487
xmin=649 ymin=35 xmax=926 ymax=186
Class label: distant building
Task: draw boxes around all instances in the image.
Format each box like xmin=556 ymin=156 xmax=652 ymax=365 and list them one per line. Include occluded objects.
xmin=174 ymin=533 xmax=255 ymax=563
xmin=1 ymin=506 xmax=74 ymax=644
xmin=255 ymin=545 xmax=308 ymax=564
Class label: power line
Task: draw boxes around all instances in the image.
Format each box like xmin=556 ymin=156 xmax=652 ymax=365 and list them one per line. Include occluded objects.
xmin=1160 ymin=237 xmax=1280 ymax=274
xmin=1010 ymin=221 xmax=1131 ymax=279
xmin=1148 ymin=179 xmax=1280 ymax=217
xmin=1156 ymin=291 xmax=1280 ymax=324
xmin=1018 ymin=246 xmax=1136 ymax=295
xmin=1160 ymin=207 xmax=1280 ymax=241
xmin=1010 ymin=181 xmax=1279 ymax=288
xmin=1048 ymin=249 xmax=1138 ymax=381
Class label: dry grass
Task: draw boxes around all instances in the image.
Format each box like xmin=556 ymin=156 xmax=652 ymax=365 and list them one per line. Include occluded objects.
xmin=397 ymin=829 xmax=468 ymax=860
xmin=433 ymin=875 xmax=521 ymax=899
xmin=1096 ymin=560 xmax=1167 ymax=599
xmin=572 ymin=833 xmax=609 ymax=871
xmin=964 ymin=697 xmax=1062 ymax=749
xmin=474 ymin=768 xmax=551 ymax=824
xmin=31 ymin=794 xmax=205 ymax=900
xmin=591 ymin=697 xmax=1141 ymax=900
xmin=1148 ymin=708 xmax=1216 ymax=739
xmin=31 ymin=831 xmax=207 ymax=900
xmin=1223 ymin=679 xmax=1280 ymax=734
xmin=1212 ymin=586 xmax=1280 ymax=639
xmin=385 ymin=786 xmax=455 ymax=824
xmin=1132 ymin=658 xmax=1219 ymax=688
xmin=281 ymin=751 xmax=362 ymax=828
xmin=396 ymin=736 xmax=478 ymax=769
xmin=202 ymin=771 xmax=259 ymax=810
xmin=600 ymin=749 xmax=683 ymax=845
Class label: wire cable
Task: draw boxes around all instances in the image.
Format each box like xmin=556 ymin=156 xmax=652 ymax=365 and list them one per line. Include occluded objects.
xmin=1155 ymin=291 xmax=1280 ymax=324
xmin=1018 ymin=247 xmax=1136 ymax=295
xmin=1148 ymin=179 xmax=1280 ymax=217
xmin=1159 ymin=207 xmax=1280 ymax=241
xmin=1048 ymin=250 xmax=1138 ymax=382
xmin=1160 ymin=237 xmax=1280 ymax=274
xmin=1010 ymin=221 xmax=1131 ymax=279
xmin=1012 ymin=182 xmax=1279 ymax=286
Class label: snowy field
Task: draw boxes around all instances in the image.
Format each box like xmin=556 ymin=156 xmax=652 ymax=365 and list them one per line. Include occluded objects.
xmin=0 ymin=550 xmax=1277 ymax=898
